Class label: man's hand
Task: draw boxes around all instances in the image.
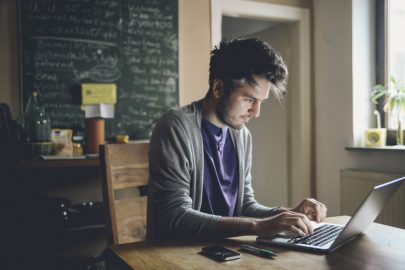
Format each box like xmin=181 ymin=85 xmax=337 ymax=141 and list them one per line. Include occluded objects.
xmin=217 ymin=199 xmax=327 ymax=239
xmin=291 ymin=198 xmax=327 ymax=223
xmin=253 ymin=211 xmax=315 ymax=238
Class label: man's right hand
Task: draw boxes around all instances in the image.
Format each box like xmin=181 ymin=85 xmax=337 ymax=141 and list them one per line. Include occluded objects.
xmin=252 ymin=211 xmax=315 ymax=238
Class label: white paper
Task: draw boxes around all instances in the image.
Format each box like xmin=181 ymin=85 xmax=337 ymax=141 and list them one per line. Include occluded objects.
xmin=85 ymin=103 xmax=115 ymax=118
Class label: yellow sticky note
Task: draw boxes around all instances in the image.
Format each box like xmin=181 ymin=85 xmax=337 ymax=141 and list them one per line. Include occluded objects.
xmin=81 ymin=83 xmax=117 ymax=104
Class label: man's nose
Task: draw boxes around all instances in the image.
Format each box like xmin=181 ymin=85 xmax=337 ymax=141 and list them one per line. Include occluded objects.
xmin=249 ymin=101 xmax=261 ymax=118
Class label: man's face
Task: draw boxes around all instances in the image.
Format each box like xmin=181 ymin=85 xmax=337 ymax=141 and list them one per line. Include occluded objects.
xmin=216 ymin=75 xmax=271 ymax=129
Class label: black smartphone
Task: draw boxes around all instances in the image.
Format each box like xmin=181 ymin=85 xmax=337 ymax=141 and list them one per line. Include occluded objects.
xmin=199 ymin=245 xmax=241 ymax=262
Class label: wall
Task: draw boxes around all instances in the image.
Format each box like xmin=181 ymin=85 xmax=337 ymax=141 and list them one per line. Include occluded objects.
xmin=0 ymin=0 xmax=19 ymax=115
xmin=247 ymin=0 xmax=312 ymax=9
xmin=313 ymin=0 xmax=353 ymax=215
xmin=222 ymin=16 xmax=277 ymax=39
xmin=179 ymin=0 xmax=211 ymax=105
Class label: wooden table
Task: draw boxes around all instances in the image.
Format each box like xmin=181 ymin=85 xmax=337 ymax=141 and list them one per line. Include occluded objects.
xmin=108 ymin=216 xmax=405 ymax=270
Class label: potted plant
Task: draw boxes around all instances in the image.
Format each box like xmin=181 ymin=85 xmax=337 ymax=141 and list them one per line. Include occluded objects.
xmin=371 ymin=75 xmax=405 ymax=145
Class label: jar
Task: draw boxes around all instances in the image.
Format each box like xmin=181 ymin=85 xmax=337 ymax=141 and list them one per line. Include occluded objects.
xmin=23 ymin=91 xmax=51 ymax=142
xmin=73 ymin=143 xmax=83 ymax=156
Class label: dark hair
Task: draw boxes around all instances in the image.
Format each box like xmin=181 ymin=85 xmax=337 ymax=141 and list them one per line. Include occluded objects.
xmin=209 ymin=38 xmax=288 ymax=101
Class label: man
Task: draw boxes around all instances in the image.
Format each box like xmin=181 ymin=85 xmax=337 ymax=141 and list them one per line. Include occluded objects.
xmin=147 ymin=38 xmax=326 ymax=241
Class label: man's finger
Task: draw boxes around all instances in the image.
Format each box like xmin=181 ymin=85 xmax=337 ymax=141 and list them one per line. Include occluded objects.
xmin=320 ymin=202 xmax=327 ymax=221
xmin=314 ymin=203 xmax=321 ymax=222
xmin=291 ymin=213 xmax=313 ymax=235
xmin=300 ymin=214 xmax=314 ymax=234
xmin=290 ymin=224 xmax=306 ymax=237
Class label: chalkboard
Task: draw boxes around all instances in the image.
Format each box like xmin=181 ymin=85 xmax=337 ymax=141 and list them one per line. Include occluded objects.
xmin=19 ymin=0 xmax=178 ymax=140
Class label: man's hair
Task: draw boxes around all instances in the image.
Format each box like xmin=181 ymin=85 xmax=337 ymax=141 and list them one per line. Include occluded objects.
xmin=209 ymin=38 xmax=288 ymax=101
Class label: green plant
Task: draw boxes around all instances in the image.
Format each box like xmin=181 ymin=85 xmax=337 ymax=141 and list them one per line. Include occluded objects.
xmin=371 ymin=75 xmax=405 ymax=144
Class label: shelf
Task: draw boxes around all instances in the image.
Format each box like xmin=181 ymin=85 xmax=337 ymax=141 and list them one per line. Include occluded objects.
xmin=67 ymin=223 xmax=106 ymax=232
xmin=15 ymin=158 xmax=100 ymax=169
xmin=346 ymin=145 xmax=405 ymax=152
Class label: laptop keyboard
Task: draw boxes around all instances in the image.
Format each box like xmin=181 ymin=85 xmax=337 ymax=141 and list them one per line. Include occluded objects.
xmin=287 ymin=224 xmax=343 ymax=247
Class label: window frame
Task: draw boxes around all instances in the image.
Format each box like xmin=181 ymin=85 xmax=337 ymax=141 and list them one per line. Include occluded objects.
xmin=375 ymin=0 xmax=388 ymax=128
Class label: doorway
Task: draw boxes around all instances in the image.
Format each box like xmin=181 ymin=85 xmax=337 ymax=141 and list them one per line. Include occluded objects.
xmin=211 ymin=0 xmax=311 ymax=207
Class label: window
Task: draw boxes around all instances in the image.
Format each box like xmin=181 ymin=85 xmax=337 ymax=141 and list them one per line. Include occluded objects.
xmin=376 ymin=0 xmax=405 ymax=129
xmin=388 ymin=0 xmax=405 ymax=82
xmin=387 ymin=0 xmax=405 ymax=129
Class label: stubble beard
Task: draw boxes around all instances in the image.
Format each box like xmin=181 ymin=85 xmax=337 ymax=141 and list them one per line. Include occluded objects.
xmin=216 ymin=95 xmax=245 ymax=130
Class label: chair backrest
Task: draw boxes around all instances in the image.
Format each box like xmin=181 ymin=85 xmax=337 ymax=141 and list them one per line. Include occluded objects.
xmin=100 ymin=142 xmax=149 ymax=245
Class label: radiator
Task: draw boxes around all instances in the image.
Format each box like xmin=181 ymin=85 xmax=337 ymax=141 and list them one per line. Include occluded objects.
xmin=341 ymin=169 xmax=405 ymax=229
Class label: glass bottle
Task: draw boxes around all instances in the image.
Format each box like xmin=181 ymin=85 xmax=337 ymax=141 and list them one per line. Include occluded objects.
xmin=23 ymin=91 xmax=51 ymax=142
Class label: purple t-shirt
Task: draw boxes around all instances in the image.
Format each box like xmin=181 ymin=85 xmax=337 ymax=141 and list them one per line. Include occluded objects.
xmin=200 ymin=119 xmax=239 ymax=216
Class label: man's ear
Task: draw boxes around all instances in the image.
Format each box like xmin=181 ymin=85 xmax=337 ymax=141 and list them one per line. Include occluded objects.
xmin=212 ymin=79 xmax=224 ymax=99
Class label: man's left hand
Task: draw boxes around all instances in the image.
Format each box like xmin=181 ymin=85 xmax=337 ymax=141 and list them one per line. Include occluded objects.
xmin=291 ymin=198 xmax=327 ymax=223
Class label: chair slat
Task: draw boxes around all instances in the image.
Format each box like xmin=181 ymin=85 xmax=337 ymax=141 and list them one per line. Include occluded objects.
xmin=111 ymin=167 xmax=149 ymax=189
xmin=116 ymin=197 xmax=147 ymax=243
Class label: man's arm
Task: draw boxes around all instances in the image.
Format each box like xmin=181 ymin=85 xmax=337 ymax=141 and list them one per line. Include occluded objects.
xmin=216 ymin=210 xmax=316 ymax=238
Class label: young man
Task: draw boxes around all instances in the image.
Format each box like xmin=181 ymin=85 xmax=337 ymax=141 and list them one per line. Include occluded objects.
xmin=147 ymin=38 xmax=326 ymax=240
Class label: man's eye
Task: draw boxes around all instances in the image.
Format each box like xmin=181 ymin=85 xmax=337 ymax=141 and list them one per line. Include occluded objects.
xmin=245 ymin=98 xmax=255 ymax=103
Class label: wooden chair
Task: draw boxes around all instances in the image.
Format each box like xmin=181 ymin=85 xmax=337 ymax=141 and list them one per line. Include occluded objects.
xmin=100 ymin=142 xmax=149 ymax=245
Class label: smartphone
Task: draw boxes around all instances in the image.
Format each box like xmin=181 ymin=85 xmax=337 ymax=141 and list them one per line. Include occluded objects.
xmin=199 ymin=245 xmax=241 ymax=262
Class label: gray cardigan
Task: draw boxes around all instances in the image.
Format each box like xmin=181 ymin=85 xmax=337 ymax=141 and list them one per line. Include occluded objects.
xmin=147 ymin=100 xmax=276 ymax=240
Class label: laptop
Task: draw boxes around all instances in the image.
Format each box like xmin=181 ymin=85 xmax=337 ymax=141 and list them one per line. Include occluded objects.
xmin=257 ymin=176 xmax=405 ymax=253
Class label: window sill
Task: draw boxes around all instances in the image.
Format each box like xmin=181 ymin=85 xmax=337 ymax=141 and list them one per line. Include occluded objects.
xmin=346 ymin=145 xmax=405 ymax=152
